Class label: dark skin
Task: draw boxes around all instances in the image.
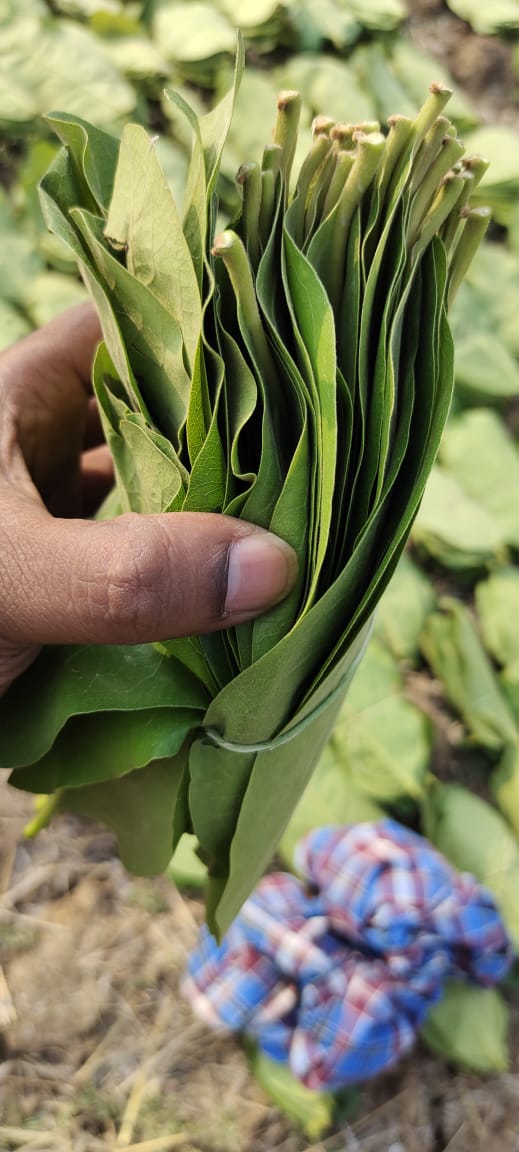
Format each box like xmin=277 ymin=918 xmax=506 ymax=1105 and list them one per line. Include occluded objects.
xmin=0 ymin=304 xmax=297 ymax=697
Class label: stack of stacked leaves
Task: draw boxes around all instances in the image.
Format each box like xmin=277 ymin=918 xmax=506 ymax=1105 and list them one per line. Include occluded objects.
xmin=0 ymin=49 xmax=491 ymax=937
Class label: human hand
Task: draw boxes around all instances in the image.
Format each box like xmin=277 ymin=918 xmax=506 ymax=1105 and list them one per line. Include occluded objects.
xmin=0 ymin=304 xmax=297 ymax=696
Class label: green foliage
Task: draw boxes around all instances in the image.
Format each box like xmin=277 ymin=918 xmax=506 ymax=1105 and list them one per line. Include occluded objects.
xmin=450 ymin=242 xmax=519 ymax=404
xmin=373 ymin=552 xmax=436 ymax=663
xmin=424 ymin=783 xmax=519 ymax=947
xmin=412 ymin=465 xmax=506 ymax=571
xmin=332 ymin=641 xmax=431 ymax=803
xmin=463 ymin=125 xmax=519 ymax=227
xmin=446 ymin=0 xmax=519 ymax=35
xmin=421 ymin=598 xmax=517 ymax=751
xmin=440 ymin=410 xmax=519 ymax=553
xmin=246 ymin=1044 xmax=340 ymax=1139
xmin=422 ymin=983 xmax=509 ymax=1073
xmin=476 ymin=568 xmax=519 ymax=671
xmin=0 ymin=0 xmax=518 ymax=1099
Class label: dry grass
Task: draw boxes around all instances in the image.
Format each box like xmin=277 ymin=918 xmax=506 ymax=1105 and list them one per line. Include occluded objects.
xmin=0 ymin=771 xmax=518 ymax=1152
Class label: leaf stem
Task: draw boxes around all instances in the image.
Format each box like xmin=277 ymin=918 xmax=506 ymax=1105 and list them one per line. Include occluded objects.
xmin=24 ymin=792 xmax=63 ymax=838
xmin=259 ymin=168 xmax=277 ymax=251
xmin=410 ymin=116 xmax=454 ymax=193
xmin=461 ymin=154 xmax=490 ymax=190
xmin=375 ymin=114 xmax=413 ymax=208
xmin=287 ymin=133 xmax=331 ymax=245
xmin=411 ymin=82 xmax=453 ymax=148
xmin=411 ymin=172 xmax=466 ymax=260
xmin=322 ymin=148 xmax=356 ymax=219
xmin=447 ymin=206 xmax=492 ymax=308
xmin=324 ymin=130 xmax=385 ymax=311
xmin=303 ymin=147 xmax=338 ymax=243
xmin=236 ymin=161 xmax=262 ymax=269
xmin=212 ymin=229 xmax=278 ymax=382
xmin=440 ymin=169 xmax=474 ymax=253
xmin=272 ymin=90 xmax=303 ymax=197
xmin=408 ymin=135 xmax=465 ymax=242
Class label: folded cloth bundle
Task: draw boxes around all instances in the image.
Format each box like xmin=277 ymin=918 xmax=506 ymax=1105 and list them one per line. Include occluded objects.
xmin=183 ymin=820 xmax=514 ymax=1088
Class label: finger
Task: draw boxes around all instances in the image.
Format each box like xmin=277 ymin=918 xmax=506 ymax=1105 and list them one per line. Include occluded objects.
xmin=1 ymin=499 xmax=298 ymax=646
xmin=0 ymin=304 xmax=102 ymax=497
xmin=84 ymin=396 xmax=105 ymax=449
xmin=80 ymin=445 xmax=115 ymax=516
xmin=42 ymin=445 xmax=114 ymax=518
xmin=1 ymin=302 xmax=101 ymax=404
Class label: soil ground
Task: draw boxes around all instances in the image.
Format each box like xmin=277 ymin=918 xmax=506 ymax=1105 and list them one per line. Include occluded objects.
xmin=1 ymin=2 xmax=519 ymax=1150
xmin=1 ymin=774 xmax=519 ymax=1152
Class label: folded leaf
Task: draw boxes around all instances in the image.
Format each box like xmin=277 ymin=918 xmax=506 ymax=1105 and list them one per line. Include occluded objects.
xmin=424 ymin=783 xmax=519 ymax=946
xmin=422 ymin=982 xmax=509 ymax=1073
xmin=0 ymin=68 xmax=489 ymax=935
xmin=421 ymin=598 xmax=517 ymax=751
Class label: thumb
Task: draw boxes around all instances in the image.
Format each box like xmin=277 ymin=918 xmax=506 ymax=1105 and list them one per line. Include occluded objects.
xmin=2 ymin=499 xmax=298 ymax=646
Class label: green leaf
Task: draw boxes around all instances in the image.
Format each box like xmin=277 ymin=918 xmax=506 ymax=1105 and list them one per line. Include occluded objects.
xmin=454 ymin=242 xmax=519 ymax=361
xmin=0 ymin=644 xmax=209 ymax=768
xmin=168 ymin=834 xmax=208 ymax=889
xmin=0 ymin=298 xmax=31 ymax=349
xmin=499 ymin=662 xmax=519 ymax=728
xmin=331 ymin=640 xmax=431 ymax=803
xmin=279 ymin=740 xmax=385 ymax=870
xmin=440 ymin=410 xmax=519 ymax=553
xmin=247 ymin=1046 xmax=336 ymax=1140
xmin=373 ymin=551 xmax=436 ymax=663
xmin=0 ymin=191 xmax=44 ymax=308
xmin=219 ymin=68 xmax=299 ymax=181
xmin=476 ymin=567 xmax=519 ymax=671
xmin=422 ymin=983 xmax=509 ymax=1073
xmin=44 ymin=112 xmax=120 ymax=214
xmin=151 ymin=0 xmax=235 ymax=67
xmin=63 ymin=753 xmax=190 ymax=875
xmin=463 ymin=125 xmax=519 ymax=226
xmin=280 ymin=55 xmax=376 ymax=126
xmin=95 ymin=33 xmax=169 ymax=83
xmin=10 ymin=707 xmax=200 ymax=792
xmin=282 ymin=229 xmax=337 ymax=603
xmin=52 ymin=0 xmax=130 ymax=15
xmin=348 ymin=0 xmax=406 ymax=30
xmin=164 ymin=36 xmax=243 ymax=284
xmin=74 ymin=210 xmax=191 ymax=438
xmin=389 ymin=39 xmax=477 ymax=130
xmin=424 ymin=783 xmax=519 ymax=946
xmin=413 ymin=464 xmax=506 ymax=571
xmin=105 ymin=124 xmax=201 ymax=369
xmin=454 ymin=330 xmax=519 ymax=405
xmin=0 ymin=16 xmax=136 ymax=133
xmin=421 ymin=598 xmax=517 ymax=751
xmin=24 ymin=272 xmax=88 ymax=328
xmin=203 ymin=621 xmax=374 ymax=936
xmin=446 ymin=0 xmax=519 ymax=35
xmin=1 ymin=76 xmax=482 ymax=936
xmin=491 ymin=741 xmax=519 ymax=842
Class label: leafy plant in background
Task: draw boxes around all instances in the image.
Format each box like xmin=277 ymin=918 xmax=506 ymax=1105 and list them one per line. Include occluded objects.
xmin=445 ymin=0 xmax=519 ymax=36
xmin=1 ymin=0 xmax=519 ymax=1130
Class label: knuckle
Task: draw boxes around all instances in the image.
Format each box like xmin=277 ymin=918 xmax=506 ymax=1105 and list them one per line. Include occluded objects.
xmin=102 ymin=515 xmax=171 ymax=640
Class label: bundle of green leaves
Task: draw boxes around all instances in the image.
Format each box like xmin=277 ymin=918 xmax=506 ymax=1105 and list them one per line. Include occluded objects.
xmin=0 ymin=48 xmax=491 ymax=936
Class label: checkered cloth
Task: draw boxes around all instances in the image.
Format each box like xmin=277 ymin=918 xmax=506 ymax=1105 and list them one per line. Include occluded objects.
xmin=183 ymin=820 xmax=514 ymax=1089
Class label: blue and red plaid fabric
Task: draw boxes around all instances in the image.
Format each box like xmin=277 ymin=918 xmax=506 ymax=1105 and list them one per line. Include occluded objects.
xmin=183 ymin=820 xmax=514 ymax=1090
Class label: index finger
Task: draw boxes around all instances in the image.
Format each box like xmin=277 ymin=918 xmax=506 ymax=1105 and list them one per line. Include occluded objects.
xmin=0 ymin=303 xmax=102 ymax=497
xmin=0 ymin=302 xmax=101 ymax=400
